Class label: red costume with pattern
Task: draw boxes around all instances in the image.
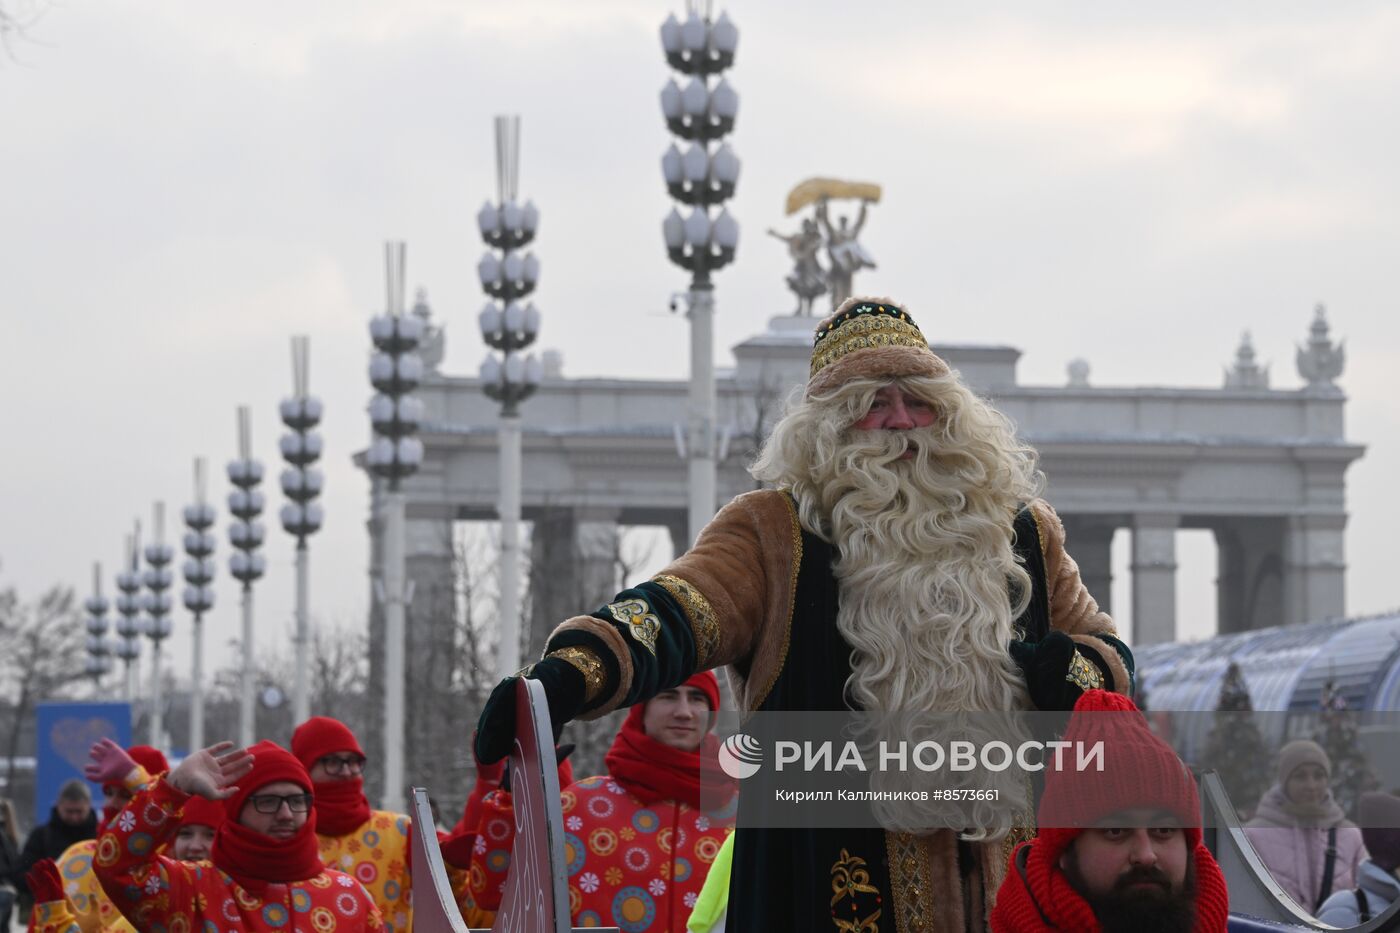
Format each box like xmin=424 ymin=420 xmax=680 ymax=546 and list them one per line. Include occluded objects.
xmin=472 ymin=673 xmax=737 ymax=932
xmin=291 ymin=717 xmax=415 ymax=933
xmin=91 ymin=747 xmax=383 ymax=933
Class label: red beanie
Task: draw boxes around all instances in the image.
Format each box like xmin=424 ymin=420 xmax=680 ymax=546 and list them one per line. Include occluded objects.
xmin=1036 ymin=689 xmax=1202 ymax=862
xmin=128 ymin=745 xmax=170 ymax=777
xmin=682 ymin=670 xmax=721 ymax=711
xmin=290 ymin=716 xmax=364 ymax=771
xmin=178 ymin=795 xmax=227 ymax=832
xmin=223 ymin=740 xmax=313 ymax=821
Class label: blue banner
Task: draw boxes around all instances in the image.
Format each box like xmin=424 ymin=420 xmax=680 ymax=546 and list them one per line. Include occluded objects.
xmin=34 ymin=701 xmax=131 ymax=824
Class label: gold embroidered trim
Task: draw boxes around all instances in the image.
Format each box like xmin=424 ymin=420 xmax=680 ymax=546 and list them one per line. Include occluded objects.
xmin=830 ymin=848 xmax=882 ymax=932
xmin=1065 ymin=649 xmax=1105 ymax=691
xmin=606 ymin=597 xmax=661 ymax=656
xmin=811 ymin=315 xmax=929 ymax=377
xmin=653 ymin=573 xmax=721 ymax=669
xmin=746 ymin=492 xmax=802 ymax=720
xmin=547 ymin=646 xmax=608 ymax=704
xmin=885 ymin=832 xmax=929 ymax=933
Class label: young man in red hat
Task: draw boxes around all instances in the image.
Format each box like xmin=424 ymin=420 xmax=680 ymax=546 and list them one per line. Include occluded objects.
xmin=469 ymin=671 xmax=736 ymax=932
xmin=53 ymin=744 xmax=169 ymax=933
xmin=90 ymin=738 xmax=382 ymax=932
xmin=991 ymin=690 xmax=1230 ymax=933
xmin=290 ymin=716 xmax=414 ymax=933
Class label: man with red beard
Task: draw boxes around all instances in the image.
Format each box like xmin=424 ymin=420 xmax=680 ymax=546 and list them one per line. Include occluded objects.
xmin=475 ymin=297 xmax=1134 ymax=931
xmin=992 ymin=690 xmax=1229 ymax=933
xmin=290 ymin=717 xmax=415 ymax=933
xmin=470 ymin=672 xmax=736 ymax=931
xmin=90 ymin=739 xmax=382 ymax=932
xmin=54 ymin=744 xmax=168 ymax=933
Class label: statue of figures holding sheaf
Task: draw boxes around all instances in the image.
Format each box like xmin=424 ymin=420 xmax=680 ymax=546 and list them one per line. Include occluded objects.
xmin=817 ymin=196 xmax=877 ymax=310
xmin=773 ymin=177 xmax=883 ymax=315
xmin=767 ymin=216 xmax=827 ymax=316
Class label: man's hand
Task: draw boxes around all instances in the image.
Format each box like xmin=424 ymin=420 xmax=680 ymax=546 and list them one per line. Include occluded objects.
xmin=1009 ymin=632 xmax=1111 ymax=711
xmin=167 ymin=741 xmax=255 ymax=800
xmin=84 ymin=738 xmax=138 ymax=786
xmin=25 ymin=859 xmax=64 ymax=904
xmin=473 ymin=657 xmax=587 ymax=765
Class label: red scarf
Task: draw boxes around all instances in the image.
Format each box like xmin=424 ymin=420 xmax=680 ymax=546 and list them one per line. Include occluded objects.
xmin=211 ymin=814 xmax=325 ymax=896
xmin=603 ymin=705 xmax=737 ymax=810
xmin=312 ymin=777 xmax=372 ymax=836
xmin=990 ymin=835 xmax=1230 ymax=933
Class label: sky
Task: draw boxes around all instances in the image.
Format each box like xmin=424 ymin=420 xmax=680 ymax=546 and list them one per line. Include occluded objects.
xmin=2 ymin=1 xmax=1398 ymax=697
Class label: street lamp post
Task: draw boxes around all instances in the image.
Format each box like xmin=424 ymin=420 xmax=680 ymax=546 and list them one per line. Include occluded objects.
xmin=367 ymin=240 xmax=424 ymax=808
xmin=280 ymin=335 xmax=324 ymax=726
xmin=659 ymin=3 xmax=741 ymax=544
xmin=113 ymin=527 xmax=143 ymax=702
xmin=182 ymin=459 xmax=216 ymax=752
xmin=227 ymin=407 xmax=266 ymax=747
xmin=142 ymin=503 xmax=174 ymax=751
xmin=476 ymin=114 xmax=543 ymax=677
xmin=84 ymin=563 xmax=113 ymax=692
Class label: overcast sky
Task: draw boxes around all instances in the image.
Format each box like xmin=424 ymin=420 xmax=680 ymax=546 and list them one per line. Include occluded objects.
xmin=3 ymin=1 xmax=1397 ymax=698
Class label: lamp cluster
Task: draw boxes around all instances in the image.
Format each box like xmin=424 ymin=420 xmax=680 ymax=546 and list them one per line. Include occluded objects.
xmin=182 ymin=500 xmax=216 ymax=616
xmin=659 ymin=7 xmax=741 ymax=274
xmin=113 ymin=544 xmax=143 ymax=666
xmin=279 ymin=382 xmax=325 ymax=540
xmin=84 ymin=567 xmax=112 ymax=681
xmin=477 ymin=115 xmax=543 ymax=416
xmin=367 ymin=244 xmax=425 ymax=488
xmin=143 ymin=511 xmax=174 ymax=645
xmin=227 ymin=459 xmax=266 ymax=586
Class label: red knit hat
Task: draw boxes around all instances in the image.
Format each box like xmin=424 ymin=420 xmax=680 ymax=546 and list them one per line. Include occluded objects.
xmin=223 ymin=740 xmax=313 ymax=821
xmin=290 ymin=716 xmax=365 ymax=771
xmin=178 ymin=794 xmax=227 ymax=832
xmin=682 ymin=670 xmax=721 ymax=711
xmin=1036 ymin=689 xmax=1200 ymax=857
xmin=128 ymin=745 xmax=170 ymax=777
xmin=991 ymin=691 xmax=1229 ymax=933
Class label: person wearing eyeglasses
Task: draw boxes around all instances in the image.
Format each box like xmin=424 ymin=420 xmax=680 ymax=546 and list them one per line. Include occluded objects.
xmin=290 ymin=717 xmax=414 ymax=933
xmin=88 ymin=738 xmax=383 ymax=932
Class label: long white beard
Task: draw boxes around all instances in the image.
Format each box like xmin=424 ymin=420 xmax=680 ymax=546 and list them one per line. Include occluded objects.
xmin=812 ymin=429 xmax=1032 ymax=716
xmin=804 ymin=429 xmax=1036 ymax=835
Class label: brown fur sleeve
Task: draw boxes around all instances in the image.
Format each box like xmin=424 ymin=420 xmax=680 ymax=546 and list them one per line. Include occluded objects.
xmin=549 ymin=489 xmax=797 ymax=717
xmin=1030 ymin=499 xmax=1131 ymax=695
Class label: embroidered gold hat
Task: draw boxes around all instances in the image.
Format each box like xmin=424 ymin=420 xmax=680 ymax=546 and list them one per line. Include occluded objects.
xmin=807 ymin=295 xmax=949 ymax=397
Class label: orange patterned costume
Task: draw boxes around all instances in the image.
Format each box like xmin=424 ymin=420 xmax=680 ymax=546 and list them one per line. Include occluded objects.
xmin=314 ymin=811 xmax=412 ymax=933
xmin=91 ymin=777 xmax=383 ymax=933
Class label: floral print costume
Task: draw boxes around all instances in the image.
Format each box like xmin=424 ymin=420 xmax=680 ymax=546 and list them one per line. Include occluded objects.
xmin=92 ymin=778 xmax=383 ymax=933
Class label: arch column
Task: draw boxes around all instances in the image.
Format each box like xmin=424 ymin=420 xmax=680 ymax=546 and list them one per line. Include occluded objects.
xmin=1285 ymin=513 xmax=1347 ymax=627
xmin=528 ymin=506 xmax=621 ymax=658
xmin=1131 ymin=514 xmax=1178 ymax=645
xmin=1058 ymin=516 xmax=1117 ymax=617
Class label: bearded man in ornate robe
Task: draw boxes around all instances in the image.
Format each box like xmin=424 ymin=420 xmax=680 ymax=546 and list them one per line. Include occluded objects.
xmin=476 ymin=296 xmax=1135 ymax=932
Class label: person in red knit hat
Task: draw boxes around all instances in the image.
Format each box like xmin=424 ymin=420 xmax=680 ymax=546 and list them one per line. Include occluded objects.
xmin=991 ymin=690 xmax=1230 ymax=933
xmin=51 ymin=743 xmax=170 ymax=933
xmin=89 ymin=738 xmax=382 ymax=932
xmin=290 ymin=716 xmax=420 ymax=933
xmin=468 ymin=671 xmax=737 ymax=932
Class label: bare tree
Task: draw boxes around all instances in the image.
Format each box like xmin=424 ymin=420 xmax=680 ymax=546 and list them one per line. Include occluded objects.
xmin=0 ymin=1 xmax=49 ymax=60
xmin=737 ymin=376 xmax=791 ymax=488
xmin=0 ymin=580 xmax=84 ymax=793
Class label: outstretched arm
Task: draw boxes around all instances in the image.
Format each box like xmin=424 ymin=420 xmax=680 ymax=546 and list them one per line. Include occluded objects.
xmin=852 ymin=200 xmax=869 ymax=236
